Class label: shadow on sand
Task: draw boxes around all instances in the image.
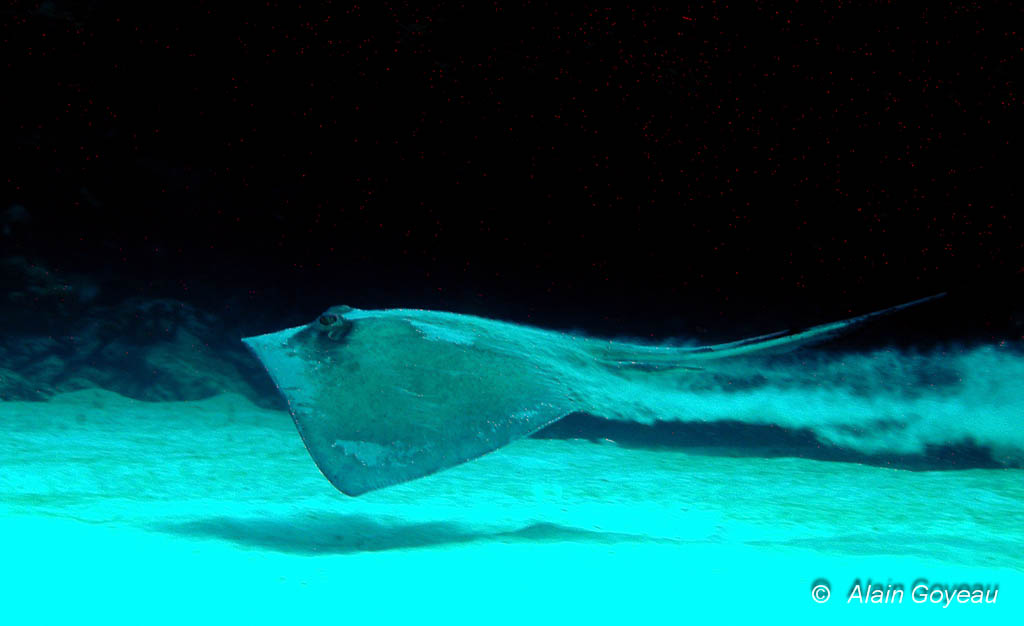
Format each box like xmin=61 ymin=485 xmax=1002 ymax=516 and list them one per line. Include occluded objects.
xmin=155 ymin=512 xmax=679 ymax=555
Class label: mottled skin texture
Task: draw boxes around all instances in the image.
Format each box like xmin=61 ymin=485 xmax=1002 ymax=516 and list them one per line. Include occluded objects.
xmin=244 ymin=295 xmax=943 ymax=495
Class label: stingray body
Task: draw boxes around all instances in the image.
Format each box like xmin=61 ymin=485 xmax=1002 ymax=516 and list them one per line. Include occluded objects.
xmin=243 ymin=294 xmax=943 ymax=496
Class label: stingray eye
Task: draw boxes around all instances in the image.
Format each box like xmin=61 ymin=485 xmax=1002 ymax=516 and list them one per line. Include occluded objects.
xmin=319 ymin=314 xmax=338 ymax=326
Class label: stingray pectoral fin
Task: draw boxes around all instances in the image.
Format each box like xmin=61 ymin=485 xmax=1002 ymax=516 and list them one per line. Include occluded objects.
xmin=243 ymin=312 xmax=574 ymax=496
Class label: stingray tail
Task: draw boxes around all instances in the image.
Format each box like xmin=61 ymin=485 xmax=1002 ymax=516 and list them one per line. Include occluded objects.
xmin=599 ymin=292 xmax=946 ymax=368
xmin=696 ymin=292 xmax=946 ymax=360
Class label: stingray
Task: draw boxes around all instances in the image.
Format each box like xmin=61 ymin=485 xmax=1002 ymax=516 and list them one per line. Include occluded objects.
xmin=243 ymin=293 xmax=943 ymax=496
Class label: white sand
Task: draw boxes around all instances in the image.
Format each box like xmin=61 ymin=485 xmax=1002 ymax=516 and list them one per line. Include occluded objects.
xmin=2 ymin=389 xmax=1021 ymax=624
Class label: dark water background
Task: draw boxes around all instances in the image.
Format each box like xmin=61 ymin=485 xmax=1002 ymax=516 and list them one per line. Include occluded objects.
xmin=2 ymin=2 xmax=1021 ymax=470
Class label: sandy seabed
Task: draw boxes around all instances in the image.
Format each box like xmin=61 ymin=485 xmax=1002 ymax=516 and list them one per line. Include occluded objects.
xmin=2 ymin=389 xmax=1021 ymax=625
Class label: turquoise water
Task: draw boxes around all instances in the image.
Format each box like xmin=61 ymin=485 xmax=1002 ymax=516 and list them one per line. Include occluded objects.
xmin=2 ymin=386 xmax=1021 ymax=624
xmin=243 ymin=304 xmax=1024 ymax=499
